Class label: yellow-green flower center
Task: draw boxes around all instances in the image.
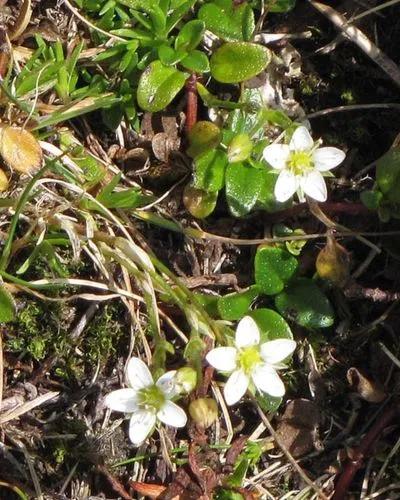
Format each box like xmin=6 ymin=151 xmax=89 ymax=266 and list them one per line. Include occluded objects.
xmin=288 ymin=151 xmax=313 ymax=176
xmin=238 ymin=346 xmax=262 ymax=375
xmin=138 ymin=385 xmax=165 ymax=411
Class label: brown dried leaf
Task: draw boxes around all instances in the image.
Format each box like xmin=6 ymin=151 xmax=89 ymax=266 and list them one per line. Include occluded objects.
xmin=9 ymin=0 xmax=32 ymax=40
xmin=130 ymin=481 xmax=168 ymax=499
xmin=0 ymin=126 xmax=42 ymax=174
xmin=347 ymin=367 xmax=386 ymax=403
xmin=0 ymin=168 xmax=8 ymax=191
xmin=276 ymin=399 xmax=321 ymax=458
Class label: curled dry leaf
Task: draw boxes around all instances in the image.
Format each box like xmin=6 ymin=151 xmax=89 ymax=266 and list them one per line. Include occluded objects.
xmin=9 ymin=0 xmax=32 ymax=41
xmin=0 ymin=125 xmax=43 ymax=174
xmin=0 ymin=168 xmax=8 ymax=191
xmin=347 ymin=367 xmax=386 ymax=403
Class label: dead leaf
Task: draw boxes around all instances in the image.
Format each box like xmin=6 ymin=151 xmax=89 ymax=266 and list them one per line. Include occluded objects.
xmin=0 ymin=126 xmax=42 ymax=174
xmin=0 ymin=168 xmax=8 ymax=191
xmin=9 ymin=0 xmax=32 ymax=41
xmin=276 ymin=399 xmax=321 ymax=458
xmin=130 ymin=481 xmax=168 ymax=499
xmin=347 ymin=367 xmax=386 ymax=403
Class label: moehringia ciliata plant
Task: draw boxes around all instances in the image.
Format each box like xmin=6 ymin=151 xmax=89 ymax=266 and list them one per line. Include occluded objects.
xmin=263 ymin=125 xmax=346 ymax=203
xmin=206 ymin=316 xmax=296 ymax=406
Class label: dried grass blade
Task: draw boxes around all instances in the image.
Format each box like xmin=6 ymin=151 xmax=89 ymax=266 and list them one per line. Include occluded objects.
xmin=9 ymin=0 xmax=32 ymax=41
xmin=0 ymin=391 xmax=59 ymax=424
xmin=309 ymin=1 xmax=400 ymax=88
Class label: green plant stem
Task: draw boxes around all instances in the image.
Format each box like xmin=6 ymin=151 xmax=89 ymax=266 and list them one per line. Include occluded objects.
xmin=0 ymin=165 xmax=49 ymax=271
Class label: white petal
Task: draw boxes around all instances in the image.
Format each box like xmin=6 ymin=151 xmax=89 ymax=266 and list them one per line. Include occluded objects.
xmin=263 ymin=144 xmax=290 ymax=170
xmin=157 ymin=400 xmax=187 ymax=428
xmin=235 ymin=316 xmax=260 ymax=349
xmin=156 ymin=370 xmax=178 ymax=399
xmin=260 ymin=339 xmax=296 ymax=365
xmin=224 ymin=369 xmax=249 ymax=405
xmin=252 ymin=364 xmax=285 ymax=398
xmin=274 ymin=170 xmax=298 ymax=202
xmin=105 ymin=389 xmax=139 ymax=413
xmin=128 ymin=409 xmax=156 ymax=445
xmin=301 ymin=170 xmax=327 ymax=202
xmin=313 ymin=147 xmax=345 ymax=171
xmin=126 ymin=357 xmax=153 ymax=391
xmin=289 ymin=126 xmax=314 ymax=151
xmin=206 ymin=347 xmax=237 ymax=372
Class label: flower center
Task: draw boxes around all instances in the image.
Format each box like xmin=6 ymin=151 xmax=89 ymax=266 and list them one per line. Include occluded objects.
xmin=288 ymin=151 xmax=313 ymax=176
xmin=238 ymin=346 xmax=262 ymax=375
xmin=138 ymin=384 xmax=165 ymax=411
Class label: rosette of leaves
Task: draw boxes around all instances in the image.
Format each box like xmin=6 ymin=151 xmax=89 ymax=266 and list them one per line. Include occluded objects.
xmin=197 ymin=234 xmax=334 ymax=331
xmin=185 ymin=90 xmax=296 ymax=218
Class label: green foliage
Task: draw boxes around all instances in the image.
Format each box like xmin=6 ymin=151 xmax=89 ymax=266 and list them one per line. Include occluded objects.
xmin=361 ymin=147 xmax=400 ymax=221
xmin=193 ymin=149 xmax=228 ymax=192
xmin=210 ymin=42 xmax=271 ymax=83
xmin=217 ymin=285 xmax=260 ymax=320
xmin=187 ymin=121 xmax=223 ymax=158
xmin=198 ymin=0 xmax=255 ymax=41
xmin=267 ymin=0 xmax=297 ymax=12
xmin=275 ymin=278 xmax=335 ymax=329
xmin=225 ymin=162 xmax=267 ymax=216
xmin=137 ymin=61 xmax=188 ymax=112
xmin=0 ymin=286 xmax=15 ymax=322
xmin=255 ymin=246 xmax=298 ymax=295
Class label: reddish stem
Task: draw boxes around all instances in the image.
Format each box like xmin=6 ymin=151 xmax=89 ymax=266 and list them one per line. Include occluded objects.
xmin=332 ymin=405 xmax=398 ymax=499
xmin=264 ymin=202 xmax=371 ymax=223
xmin=185 ymin=73 xmax=198 ymax=134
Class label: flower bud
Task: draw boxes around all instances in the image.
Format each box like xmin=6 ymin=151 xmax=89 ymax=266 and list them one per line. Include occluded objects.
xmin=175 ymin=367 xmax=197 ymax=394
xmin=183 ymin=184 xmax=217 ymax=219
xmin=189 ymin=398 xmax=218 ymax=428
xmin=316 ymin=234 xmax=350 ymax=287
xmin=227 ymin=133 xmax=253 ymax=163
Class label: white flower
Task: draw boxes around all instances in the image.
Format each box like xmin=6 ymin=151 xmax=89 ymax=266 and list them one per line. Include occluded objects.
xmin=263 ymin=126 xmax=345 ymax=203
xmin=105 ymin=357 xmax=187 ymax=446
xmin=206 ymin=316 xmax=296 ymax=406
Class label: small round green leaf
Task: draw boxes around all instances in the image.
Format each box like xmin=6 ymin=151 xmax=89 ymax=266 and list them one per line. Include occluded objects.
xmin=198 ymin=0 xmax=255 ymax=41
xmin=227 ymin=133 xmax=253 ymax=163
xmin=0 ymin=286 xmax=15 ymax=323
xmin=275 ymin=278 xmax=335 ymax=329
xmin=217 ymin=285 xmax=260 ymax=321
xmin=175 ymin=20 xmax=205 ymax=51
xmin=137 ymin=61 xmax=187 ymax=112
xmin=248 ymin=308 xmax=293 ymax=343
xmin=225 ymin=162 xmax=265 ymax=217
xmin=210 ymin=42 xmax=271 ymax=83
xmin=376 ymin=147 xmax=400 ymax=203
xmin=255 ymin=246 xmax=298 ymax=295
xmin=180 ymin=50 xmax=210 ymax=73
xmin=194 ymin=149 xmax=228 ymax=192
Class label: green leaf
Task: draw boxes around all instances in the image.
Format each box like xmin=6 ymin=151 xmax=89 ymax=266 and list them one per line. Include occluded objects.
xmin=187 ymin=121 xmax=222 ymax=158
xmin=198 ymin=0 xmax=255 ymax=41
xmin=256 ymin=169 xmax=288 ymax=213
xmin=256 ymin=392 xmax=282 ymax=413
xmin=254 ymin=246 xmax=298 ymax=295
xmin=268 ymin=0 xmax=296 ymax=13
xmin=158 ymin=45 xmax=185 ymax=66
xmin=181 ymin=50 xmax=210 ymax=73
xmin=225 ymin=162 xmax=264 ymax=217
xmin=361 ymin=189 xmax=383 ymax=210
xmin=210 ymin=42 xmax=271 ymax=83
xmin=0 ymin=286 xmax=15 ymax=322
xmin=194 ymin=292 xmax=219 ymax=318
xmin=197 ymin=83 xmax=244 ymax=110
xmin=137 ymin=61 xmax=187 ymax=112
xmin=376 ymin=147 xmax=400 ymax=203
xmin=275 ymin=278 xmax=335 ymax=329
xmin=175 ymin=20 xmax=205 ymax=51
xmin=227 ymin=133 xmax=253 ymax=163
xmin=194 ymin=149 xmax=228 ymax=192
xmin=183 ymin=184 xmax=218 ymax=218
xmin=217 ymin=285 xmax=259 ymax=320
xmin=248 ymin=308 xmax=293 ymax=343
